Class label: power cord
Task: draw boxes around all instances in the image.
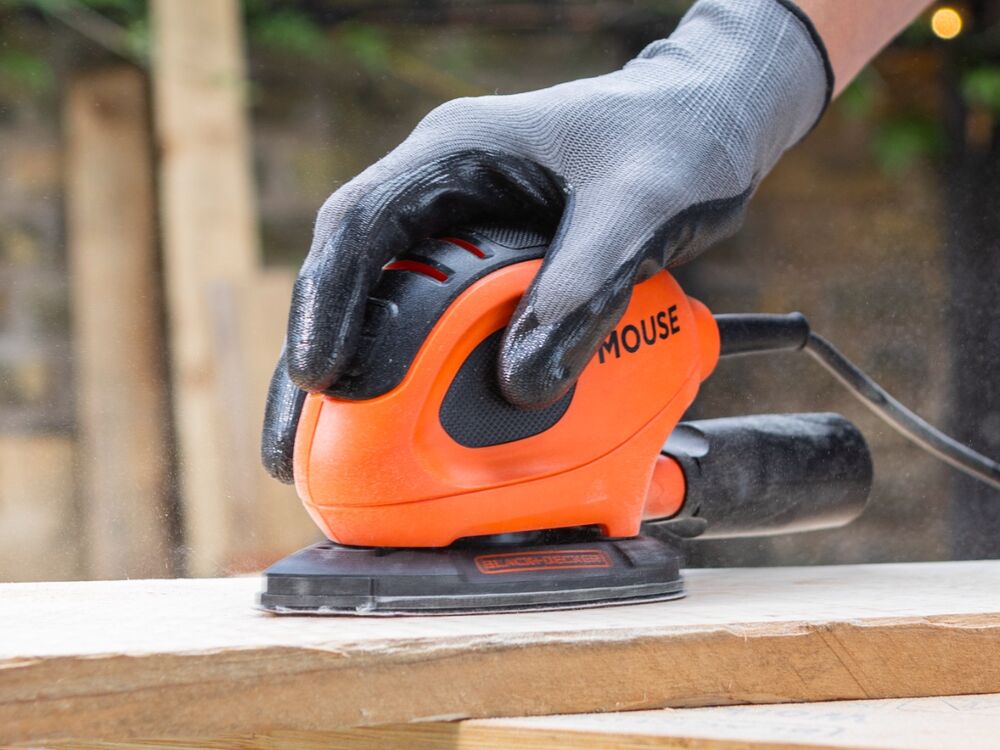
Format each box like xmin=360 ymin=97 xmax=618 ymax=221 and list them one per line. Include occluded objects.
xmin=715 ymin=313 xmax=1000 ymax=491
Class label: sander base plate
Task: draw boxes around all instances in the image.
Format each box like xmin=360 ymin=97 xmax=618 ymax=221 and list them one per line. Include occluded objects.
xmin=258 ymin=530 xmax=684 ymax=616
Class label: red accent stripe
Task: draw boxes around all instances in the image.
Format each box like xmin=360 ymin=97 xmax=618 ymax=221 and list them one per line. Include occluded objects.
xmin=383 ymin=260 xmax=449 ymax=282
xmin=441 ymin=236 xmax=486 ymax=258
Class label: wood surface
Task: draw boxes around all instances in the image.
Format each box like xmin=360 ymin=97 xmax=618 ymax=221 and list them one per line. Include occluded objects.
xmin=65 ymin=66 xmax=172 ymax=579
xmin=150 ymin=0 xmax=260 ymax=575
xmin=48 ymin=693 xmax=1000 ymax=750
xmin=3 ymin=561 xmax=1000 ymax=744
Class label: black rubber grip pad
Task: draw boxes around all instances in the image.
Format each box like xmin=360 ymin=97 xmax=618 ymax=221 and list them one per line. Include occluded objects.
xmin=328 ymin=226 xmax=549 ymax=400
xmin=440 ymin=330 xmax=574 ymax=448
xmin=658 ymin=412 xmax=871 ymax=538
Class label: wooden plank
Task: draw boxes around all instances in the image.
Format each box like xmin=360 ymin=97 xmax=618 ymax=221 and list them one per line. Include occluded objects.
xmin=64 ymin=66 xmax=172 ymax=579
xmin=464 ymin=694 xmax=1000 ymax=750
xmin=149 ymin=0 xmax=259 ymax=575
xmin=2 ymin=561 xmax=1000 ymax=744
xmin=48 ymin=693 xmax=1000 ymax=750
xmin=0 ymin=435 xmax=78 ymax=581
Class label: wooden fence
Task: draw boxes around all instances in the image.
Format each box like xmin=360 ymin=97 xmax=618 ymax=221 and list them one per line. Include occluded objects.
xmin=3 ymin=0 xmax=317 ymax=581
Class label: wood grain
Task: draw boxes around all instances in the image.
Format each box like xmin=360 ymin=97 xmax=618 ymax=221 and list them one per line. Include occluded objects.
xmin=2 ymin=561 xmax=1000 ymax=744
xmin=50 ymin=694 xmax=1000 ymax=750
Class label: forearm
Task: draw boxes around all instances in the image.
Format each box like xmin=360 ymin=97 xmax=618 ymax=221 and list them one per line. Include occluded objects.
xmin=794 ymin=0 xmax=932 ymax=95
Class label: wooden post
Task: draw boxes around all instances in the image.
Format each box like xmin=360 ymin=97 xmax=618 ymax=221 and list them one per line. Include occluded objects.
xmin=150 ymin=0 xmax=260 ymax=575
xmin=0 ymin=436 xmax=78 ymax=581
xmin=65 ymin=66 xmax=172 ymax=579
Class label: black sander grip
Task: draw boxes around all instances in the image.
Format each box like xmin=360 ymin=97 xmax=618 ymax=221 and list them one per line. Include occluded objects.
xmin=715 ymin=312 xmax=810 ymax=356
xmin=660 ymin=412 xmax=872 ymax=538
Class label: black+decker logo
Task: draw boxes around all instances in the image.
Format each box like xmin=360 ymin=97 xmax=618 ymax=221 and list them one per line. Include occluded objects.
xmin=598 ymin=304 xmax=681 ymax=364
xmin=474 ymin=549 xmax=613 ymax=575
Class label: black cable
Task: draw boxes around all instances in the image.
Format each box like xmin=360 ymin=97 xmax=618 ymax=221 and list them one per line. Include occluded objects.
xmin=714 ymin=313 xmax=1000 ymax=492
xmin=803 ymin=332 xmax=1000 ymax=492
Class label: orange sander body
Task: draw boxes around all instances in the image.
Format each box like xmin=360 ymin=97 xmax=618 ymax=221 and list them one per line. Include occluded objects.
xmin=260 ymin=228 xmax=873 ymax=615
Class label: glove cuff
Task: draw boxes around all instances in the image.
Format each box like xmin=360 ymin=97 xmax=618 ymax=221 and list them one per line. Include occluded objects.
xmin=773 ymin=0 xmax=836 ymax=123
xmin=633 ymin=0 xmax=834 ymax=172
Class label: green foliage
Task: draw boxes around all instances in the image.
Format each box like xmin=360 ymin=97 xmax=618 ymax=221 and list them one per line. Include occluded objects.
xmin=836 ymin=63 xmax=943 ymax=177
xmin=962 ymin=65 xmax=1000 ymax=116
xmin=122 ymin=14 xmax=148 ymax=61
xmin=51 ymin=0 xmax=142 ymax=12
xmin=332 ymin=21 xmax=390 ymax=74
xmin=246 ymin=6 xmax=390 ymax=74
xmin=838 ymin=69 xmax=878 ymax=121
xmin=0 ymin=0 xmax=410 ymax=98
xmin=898 ymin=12 xmax=935 ymax=43
xmin=21 ymin=0 xmax=145 ymax=20
xmin=0 ymin=47 xmax=52 ymax=93
xmin=248 ymin=8 xmax=330 ymax=62
xmin=872 ymin=115 xmax=942 ymax=175
xmin=0 ymin=0 xmax=150 ymax=84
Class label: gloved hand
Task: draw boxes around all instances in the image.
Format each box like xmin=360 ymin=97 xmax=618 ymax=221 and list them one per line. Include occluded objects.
xmin=262 ymin=0 xmax=832 ymax=483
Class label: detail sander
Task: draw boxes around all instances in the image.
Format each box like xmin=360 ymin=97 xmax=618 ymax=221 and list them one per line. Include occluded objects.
xmin=259 ymin=226 xmax=1000 ymax=615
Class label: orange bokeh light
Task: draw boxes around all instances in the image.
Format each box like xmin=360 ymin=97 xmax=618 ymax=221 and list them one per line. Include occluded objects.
xmin=931 ymin=7 xmax=963 ymax=40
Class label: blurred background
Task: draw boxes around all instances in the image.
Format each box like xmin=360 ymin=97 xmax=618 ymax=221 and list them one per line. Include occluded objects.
xmin=0 ymin=0 xmax=997 ymax=581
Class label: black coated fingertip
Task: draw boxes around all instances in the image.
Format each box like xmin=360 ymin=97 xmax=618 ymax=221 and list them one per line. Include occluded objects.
xmin=500 ymin=373 xmax=573 ymax=412
xmin=285 ymin=273 xmax=354 ymax=392
xmin=261 ymin=356 xmax=307 ymax=485
xmin=261 ymin=441 xmax=296 ymax=485
xmin=497 ymin=314 xmax=575 ymax=410
xmin=285 ymin=345 xmax=341 ymax=392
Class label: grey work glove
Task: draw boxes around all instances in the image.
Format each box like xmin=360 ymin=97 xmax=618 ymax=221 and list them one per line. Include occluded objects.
xmin=262 ymin=0 xmax=832 ymax=483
